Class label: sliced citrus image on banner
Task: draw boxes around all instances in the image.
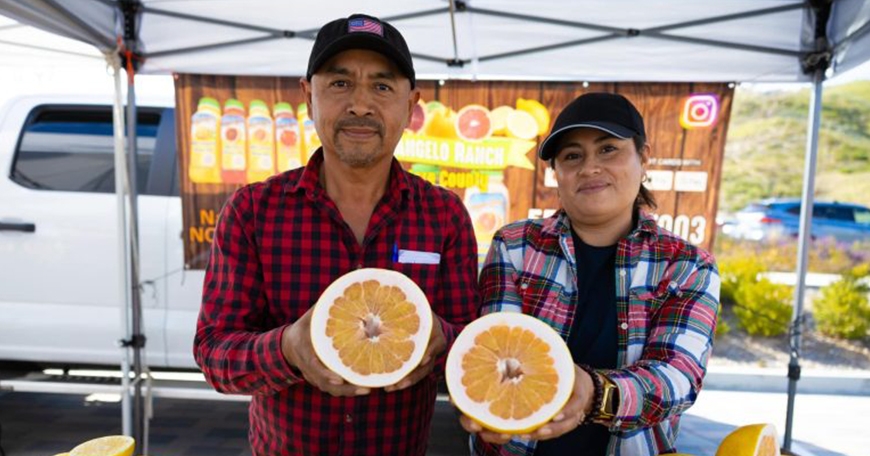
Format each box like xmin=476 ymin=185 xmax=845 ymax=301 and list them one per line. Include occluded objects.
xmin=455 ymin=105 xmax=493 ymax=141
xmin=506 ymin=109 xmax=540 ymax=140
xmin=715 ymin=423 xmax=781 ymax=456
xmin=407 ymin=100 xmax=428 ymax=133
xmin=310 ymin=268 xmax=433 ymax=388
xmin=489 ymin=105 xmax=514 ymax=136
xmin=446 ymin=312 xmax=574 ymax=434
xmin=69 ymin=435 xmax=135 ymax=456
xmin=516 ymin=98 xmax=551 ymax=135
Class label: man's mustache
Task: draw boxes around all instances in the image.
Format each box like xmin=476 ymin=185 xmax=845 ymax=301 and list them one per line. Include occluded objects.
xmin=335 ymin=118 xmax=384 ymax=136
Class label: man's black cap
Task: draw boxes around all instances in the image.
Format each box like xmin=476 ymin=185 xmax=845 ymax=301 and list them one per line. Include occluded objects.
xmin=306 ymin=13 xmax=416 ymax=88
xmin=538 ymin=92 xmax=646 ymax=160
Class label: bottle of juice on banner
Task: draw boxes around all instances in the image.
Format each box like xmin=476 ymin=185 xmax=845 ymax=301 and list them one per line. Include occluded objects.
xmin=246 ymin=99 xmax=276 ymax=183
xmin=188 ymin=97 xmax=222 ymax=183
xmin=463 ymin=171 xmax=510 ymax=265
xmin=274 ymin=102 xmax=301 ymax=172
xmin=297 ymin=103 xmax=321 ymax=164
xmin=220 ymin=98 xmax=247 ymax=184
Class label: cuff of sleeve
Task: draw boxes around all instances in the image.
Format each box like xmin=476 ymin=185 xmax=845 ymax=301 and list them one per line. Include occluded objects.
xmin=254 ymin=324 xmax=303 ymax=390
xmin=601 ymin=370 xmax=637 ymax=430
xmin=431 ymin=315 xmax=458 ymax=377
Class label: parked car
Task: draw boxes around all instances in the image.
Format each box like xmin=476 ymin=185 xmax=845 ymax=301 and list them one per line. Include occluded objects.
xmin=724 ymin=198 xmax=870 ymax=243
xmin=0 ymin=95 xmax=203 ymax=369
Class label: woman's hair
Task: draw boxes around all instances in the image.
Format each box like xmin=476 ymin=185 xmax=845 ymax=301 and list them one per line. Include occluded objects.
xmin=548 ymin=133 xmax=657 ymax=210
xmin=632 ymin=135 xmax=657 ymax=210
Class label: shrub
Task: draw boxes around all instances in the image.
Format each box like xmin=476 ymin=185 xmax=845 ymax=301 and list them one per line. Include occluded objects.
xmin=718 ymin=256 xmax=766 ymax=306
xmin=813 ymin=277 xmax=870 ymax=340
xmin=715 ymin=304 xmax=731 ymax=339
xmin=733 ymin=278 xmax=794 ymax=336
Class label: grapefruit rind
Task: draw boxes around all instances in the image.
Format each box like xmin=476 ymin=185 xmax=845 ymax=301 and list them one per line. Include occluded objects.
xmin=310 ymin=268 xmax=433 ymax=388
xmin=446 ymin=312 xmax=574 ymax=434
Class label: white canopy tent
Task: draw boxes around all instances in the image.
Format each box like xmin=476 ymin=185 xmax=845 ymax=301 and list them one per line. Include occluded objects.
xmin=1 ymin=0 xmax=868 ymax=453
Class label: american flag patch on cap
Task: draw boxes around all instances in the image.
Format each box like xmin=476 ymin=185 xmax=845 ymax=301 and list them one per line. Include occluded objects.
xmin=348 ymin=18 xmax=383 ymax=36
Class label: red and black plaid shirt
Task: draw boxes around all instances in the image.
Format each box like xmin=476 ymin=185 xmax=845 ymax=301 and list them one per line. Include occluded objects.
xmin=194 ymin=150 xmax=479 ymax=455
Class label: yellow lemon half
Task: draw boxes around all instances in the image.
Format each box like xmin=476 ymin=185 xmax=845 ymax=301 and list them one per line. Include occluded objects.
xmin=716 ymin=423 xmax=781 ymax=456
xmin=70 ymin=436 xmax=135 ymax=456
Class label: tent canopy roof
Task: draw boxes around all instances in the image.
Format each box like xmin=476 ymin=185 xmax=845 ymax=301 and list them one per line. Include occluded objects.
xmin=1 ymin=0 xmax=869 ymax=82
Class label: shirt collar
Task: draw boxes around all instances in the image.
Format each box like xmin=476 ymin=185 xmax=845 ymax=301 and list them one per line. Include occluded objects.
xmin=541 ymin=208 xmax=659 ymax=240
xmin=286 ymin=148 xmax=411 ymax=199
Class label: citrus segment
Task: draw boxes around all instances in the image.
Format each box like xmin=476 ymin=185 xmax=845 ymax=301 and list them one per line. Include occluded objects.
xmin=69 ymin=436 xmax=135 ymax=456
xmin=715 ymin=423 xmax=781 ymax=456
xmin=446 ymin=312 xmax=574 ymax=434
xmin=311 ymin=268 xmax=433 ymax=387
xmin=455 ymin=105 xmax=493 ymax=141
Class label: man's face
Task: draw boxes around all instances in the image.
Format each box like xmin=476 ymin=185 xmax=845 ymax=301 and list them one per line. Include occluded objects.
xmin=301 ymin=49 xmax=419 ymax=168
xmin=553 ymin=127 xmax=648 ymax=227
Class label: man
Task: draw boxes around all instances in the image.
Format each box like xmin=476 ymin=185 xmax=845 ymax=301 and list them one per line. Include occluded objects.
xmin=194 ymin=14 xmax=479 ymax=455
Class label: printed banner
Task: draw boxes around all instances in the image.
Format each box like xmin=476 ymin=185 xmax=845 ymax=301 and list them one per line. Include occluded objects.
xmin=175 ymin=75 xmax=732 ymax=269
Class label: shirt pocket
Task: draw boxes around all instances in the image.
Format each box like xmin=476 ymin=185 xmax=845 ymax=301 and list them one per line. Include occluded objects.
xmin=515 ymin=272 xmax=565 ymax=316
xmin=393 ymin=262 xmax=440 ymax=304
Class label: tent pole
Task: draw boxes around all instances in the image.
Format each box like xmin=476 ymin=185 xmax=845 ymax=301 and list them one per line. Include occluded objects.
xmin=783 ymin=67 xmax=824 ymax=452
xmin=120 ymin=0 xmax=147 ymax=451
xmin=109 ymin=51 xmax=133 ymax=438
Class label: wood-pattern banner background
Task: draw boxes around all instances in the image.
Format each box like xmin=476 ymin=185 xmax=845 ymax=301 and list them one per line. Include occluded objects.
xmin=175 ymin=74 xmax=732 ymax=269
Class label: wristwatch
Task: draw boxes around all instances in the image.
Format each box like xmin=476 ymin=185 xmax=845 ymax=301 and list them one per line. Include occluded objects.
xmin=597 ymin=374 xmax=619 ymax=421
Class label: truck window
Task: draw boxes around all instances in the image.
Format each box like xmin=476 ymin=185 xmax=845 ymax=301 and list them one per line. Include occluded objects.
xmin=11 ymin=105 xmax=163 ymax=195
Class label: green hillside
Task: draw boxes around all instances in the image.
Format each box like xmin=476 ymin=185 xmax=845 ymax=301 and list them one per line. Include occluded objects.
xmin=721 ymin=81 xmax=870 ymax=212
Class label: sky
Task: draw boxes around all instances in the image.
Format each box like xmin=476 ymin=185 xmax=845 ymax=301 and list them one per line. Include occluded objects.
xmin=1 ymin=15 xmax=869 ymax=107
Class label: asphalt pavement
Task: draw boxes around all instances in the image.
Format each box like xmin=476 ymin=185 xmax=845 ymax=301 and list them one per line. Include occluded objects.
xmin=1 ymin=370 xmax=869 ymax=456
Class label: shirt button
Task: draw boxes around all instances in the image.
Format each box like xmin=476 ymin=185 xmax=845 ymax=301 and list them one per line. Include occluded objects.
xmin=620 ymin=323 xmax=628 ymax=330
xmin=520 ymin=283 xmax=529 ymax=290
xmin=345 ymin=414 xmax=353 ymax=423
xmin=619 ymin=270 xmax=626 ymax=277
xmin=356 ymin=263 xmax=363 ymax=270
xmin=615 ymin=419 xmax=623 ymax=426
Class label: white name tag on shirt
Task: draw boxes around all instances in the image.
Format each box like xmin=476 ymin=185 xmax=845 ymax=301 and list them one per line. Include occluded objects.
xmin=397 ymin=249 xmax=441 ymax=265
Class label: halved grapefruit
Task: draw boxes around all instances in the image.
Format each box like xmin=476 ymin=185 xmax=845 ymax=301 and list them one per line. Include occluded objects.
xmin=455 ymin=105 xmax=493 ymax=141
xmin=446 ymin=312 xmax=574 ymax=434
xmin=716 ymin=423 xmax=781 ymax=456
xmin=310 ymin=268 xmax=433 ymax=388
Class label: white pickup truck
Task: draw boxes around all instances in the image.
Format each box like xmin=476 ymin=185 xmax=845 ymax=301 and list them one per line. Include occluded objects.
xmin=0 ymin=95 xmax=203 ymax=369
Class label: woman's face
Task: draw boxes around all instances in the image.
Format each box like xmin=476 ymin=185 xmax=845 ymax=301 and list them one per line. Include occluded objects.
xmin=553 ymin=127 xmax=648 ymax=230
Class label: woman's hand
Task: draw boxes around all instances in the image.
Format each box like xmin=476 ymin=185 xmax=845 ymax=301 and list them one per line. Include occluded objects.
xmin=456 ymin=364 xmax=597 ymax=443
xmin=521 ymin=364 xmax=596 ymax=441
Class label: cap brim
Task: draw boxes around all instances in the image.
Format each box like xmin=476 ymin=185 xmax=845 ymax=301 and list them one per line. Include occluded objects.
xmin=538 ymin=122 xmax=636 ymax=160
xmin=308 ymin=34 xmax=414 ymax=86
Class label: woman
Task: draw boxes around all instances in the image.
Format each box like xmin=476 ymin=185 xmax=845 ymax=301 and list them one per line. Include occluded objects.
xmin=460 ymin=92 xmax=720 ymax=455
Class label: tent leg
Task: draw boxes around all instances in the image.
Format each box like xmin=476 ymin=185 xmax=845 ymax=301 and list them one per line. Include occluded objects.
xmin=783 ymin=67 xmax=824 ymax=452
xmin=109 ymin=52 xmax=133 ymax=438
xmin=125 ymin=64 xmax=148 ymax=454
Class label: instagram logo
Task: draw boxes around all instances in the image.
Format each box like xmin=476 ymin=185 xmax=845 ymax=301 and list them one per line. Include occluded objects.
xmin=680 ymin=94 xmax=719 ymax=129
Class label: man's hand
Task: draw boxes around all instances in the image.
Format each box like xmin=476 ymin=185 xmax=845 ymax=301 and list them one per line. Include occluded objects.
xmin=457 ymin=364 xmax=596 ymax=443
xmin=281 ymin=306 xmax=370 ymax=397
xmin=384 ymin=311 xmax=446 ymax=392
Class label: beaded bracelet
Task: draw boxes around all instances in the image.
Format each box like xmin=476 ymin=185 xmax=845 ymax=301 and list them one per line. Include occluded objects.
xmin=577 ymin=363 xmax=604 ymax=426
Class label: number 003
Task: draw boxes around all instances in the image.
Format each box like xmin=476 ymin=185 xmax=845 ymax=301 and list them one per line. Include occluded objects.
xmin=655 ymin=214 xmax=706 ymax=244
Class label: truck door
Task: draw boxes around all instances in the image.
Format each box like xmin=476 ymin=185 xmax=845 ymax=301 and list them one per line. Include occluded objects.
xmin=0 ymin=101 xmax=168 ymax=367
